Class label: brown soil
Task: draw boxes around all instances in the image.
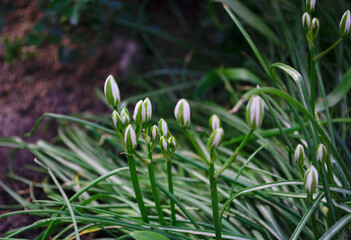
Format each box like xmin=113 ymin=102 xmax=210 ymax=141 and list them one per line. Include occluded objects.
xmin=0 ymin=0 xmax=141 ymax=237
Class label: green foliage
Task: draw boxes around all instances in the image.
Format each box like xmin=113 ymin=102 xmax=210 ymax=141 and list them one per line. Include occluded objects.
xmin=130 ymin=231 xmax=170 ymax=240
xmin=2 ymin=36 xmax=22 ymax=64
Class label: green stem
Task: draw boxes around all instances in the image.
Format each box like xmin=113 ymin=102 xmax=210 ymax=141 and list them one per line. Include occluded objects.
xmin=183 ymin=128 xmax=210 ymax=166
xmin=210 ymin=152 xmax=222 ymax=240
xmin=310 ymin=44 xmax=316 ymax=113
xmin=147 ymin=144 xmax=165 ymax=224
xmin=307 ymin=194 xmax=318 ymax=240
xmin=314 ymin=37 xmax=344 ymax=61
xmin=167 ymin=160 xmax=176 ymax=225
xmin=127 ymin=153 xmax=149 ymax=223
xmin=214 ymin=129 xmax=254 ymax=178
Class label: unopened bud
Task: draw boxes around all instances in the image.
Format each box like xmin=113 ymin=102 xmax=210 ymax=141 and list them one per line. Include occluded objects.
xmin=246 ymin=95 xmax=265 ymax=130
xmin=340 ymin=10 xmax=351 ymax=36
xmin=143 ymin=98 xmax=152 ymax=122
xmin=149 ymin=125 xmax=159 ymax=149
xmin=111 ymin=110 xmax=123 ymax=134
xmin=311 ymin=18 xmax=320 ymax=36
xmin=302 ymin=12 xmax=311 ymax=31
xmin=120 ymin=108 xmax=131 ymax=126
xmin=174 ymin=98 xmax=191 ymax=128
xmin=294 ymin=144 xmax=305 ymax=165
xmin=160 ymin=136 xmax=170 ymax=160
xmin=209 ymin=114 xmax=221 ymax=132
xmin=104 ymin=75 xmax=120 ymax=107
xmin=168 ymin=135 xmax=177 ymax=155
xmin=208 ymin=128 xmax=224 ymax=150
xmin=133 ymin=100 xmax=146 ymax=125
xmin=124 ymin=125 xmax=137 ymax=151
xmin=316 ymin=144 xmax=327 ymax=164
xmin=158 ymin=118 xmax=169 ymax=137
xmin=306 ymin=0 xmax=316 ymax=12
xmin=304 ymin=165 xmax=318 ymax=195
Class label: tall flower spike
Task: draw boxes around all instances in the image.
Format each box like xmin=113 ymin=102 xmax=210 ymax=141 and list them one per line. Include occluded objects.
xmin=158 ymin=118 xmax=169 ymax=137
xmin=208 ymin=128 xmax=224 ymax=150
xmin=302 ymin=12 xmax=311 ymax=31
xmin=133 ymin=100 xmax=146 ymax=125
xmin=174 ymin=99 xmax=191 ymax=128
xmin=104 ymin=75 xmax=120 ymax=108
xmin=316 ymin=144 xmax=327 ymax=164
xmin=120 ymin=108 xmax=131 ymax=126
xmin=340 ymin=10 xmax=351 ymax=36
xmin=294 ymin=144 xmax=305 ymax=165
xmin=125 ymin=124 xmax=137 ymax=151
xmin=209 ymin=114 xmax=221 ymax=132
xmin=304 ymin=165 xmax=318 ymax=195
xmin=143 ymin=98 xmax=152 ymax=122
xmin=306 ymin=0 xmax=316 ymax=12
xmin=246 ymin=95 xmax=265 ymax=130
xmin=111 ymin=110 xmax=123 ymax=134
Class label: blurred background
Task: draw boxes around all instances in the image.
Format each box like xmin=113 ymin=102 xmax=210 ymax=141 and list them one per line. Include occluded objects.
xmin=0 ymin=0 xmax=350 ymax=237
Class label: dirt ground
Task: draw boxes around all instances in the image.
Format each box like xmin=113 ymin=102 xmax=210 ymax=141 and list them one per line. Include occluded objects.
xmin=0 ymin=1 xmax=143 ymax=237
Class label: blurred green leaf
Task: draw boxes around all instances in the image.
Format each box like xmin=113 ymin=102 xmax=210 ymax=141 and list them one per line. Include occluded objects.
xmin=196 ymin=68 xmax=262 ymax=99
xmin=316 ymin=68 xmax=351 ymax=112
xmin=130 ymin=231 xmax=169 ymax=240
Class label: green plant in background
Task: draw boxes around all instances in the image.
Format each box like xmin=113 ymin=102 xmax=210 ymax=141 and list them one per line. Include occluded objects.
xmin=1 ymin=0 xmax=351 ymax=239
xmin=2 ymin=36 xmax=22 ymax=64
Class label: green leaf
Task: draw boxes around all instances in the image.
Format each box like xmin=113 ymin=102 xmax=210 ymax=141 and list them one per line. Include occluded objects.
xmin=225 ymin=0 xmax=280 ymax=45
xmin=196 ymin=68 xmax=262 ymax=99
xmin=319 ymin=214 xmax=351 ymax=240
xmin=316 ymin=68 xmax=351 ymax=112
xmin=130 ymin=231 xmax=170 ymax=240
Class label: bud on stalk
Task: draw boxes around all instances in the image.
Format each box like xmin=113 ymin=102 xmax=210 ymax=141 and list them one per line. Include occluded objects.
xmin=340 ymin=10 xmax=351 ymax=36
xmin=306 ymin=0 xmax=316 ymax=12
xmin=302 ymin=12 xmax=311 ymax=31
xmin=316 ymin=144 xmax=327 ymax=164
xmin=111 ymin=110 xmax=123 ymax=134
xmin=160 ymin=136 xmax=170 ymax=160
xmin=246 ymin=95 xmax=265 ymax=130
xmin=158 ymin=118 xmax=169 ymax=137
xmin=209 ymin=114 xmax=221 ymax=132
xmin=104 ymin=75 xmax=120 ymax=107
xmin=208 ymin=128 xmax=224 ymax=150
xmin=174 ymin=99 xmax=191 ymax=128
xmin=294 ymin=144 xmax=305 ymax=165
xmin=168 ymin=135 xmax=177 ymax=156
xmin=133 ymin=100 xmax=146 ymax=125
xmin=311 ymin=18 xmax=320 ymax=36
xmin=125 ymin=125 xmax=137 ymax=151
xmin=304 ymin=165 xmax=318 ymax=195
xmin=143 ymin=98 xmax=152 ymax=122
xmin=120 ymin=108 xmax=131 ymax=126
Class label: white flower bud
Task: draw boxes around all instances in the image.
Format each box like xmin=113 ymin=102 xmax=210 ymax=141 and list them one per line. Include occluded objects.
xmin=160 ymin=136 xmax=170 ymax=160
xmin=311 ymin=18 xmax=320 ymax=36
xmin=111 ymin=110 xmax=123 ymax=134
xmin=124 ymin=124 xmax=137 ymax=151
xmin=302 ymin=12 xmax=311 ymax=31
xmin=294 ymin=144 xmax=305 ymax=165
xmin=133 ymin=100 xmax=146 ymax=125
xmin=316 ymin=144 xmax=327 ymax=164
xmin=158 ymin=118 xmax=169 ymax=137
xmin=120 ymin=108 xmax=131 ymax=126
xmin=208 ymin=128 xmax=224 ymax=150
xmin=104 ymin=75 xmax=120 ymax=107
xmin=150 ymin=125 xmax=159 ymax=141
xmin=209 ymin=114 xmax=221 ymax=132
xmin=143 ymin=98 xmax=152 ymax=122
xmin=306 ymin=0 xmax=316 ymax=12
xmin=304 ymin=165 xmax=318 ymax=195
xmin=340 ymin=10 xmax=351 ymax=36
xmin=174 ymin=98 xmax=191 ymax=128
xmin=168 ymin=135 xmax=177 ymax=155
xmin=246 ymin=95 xmax=265 ymax=130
